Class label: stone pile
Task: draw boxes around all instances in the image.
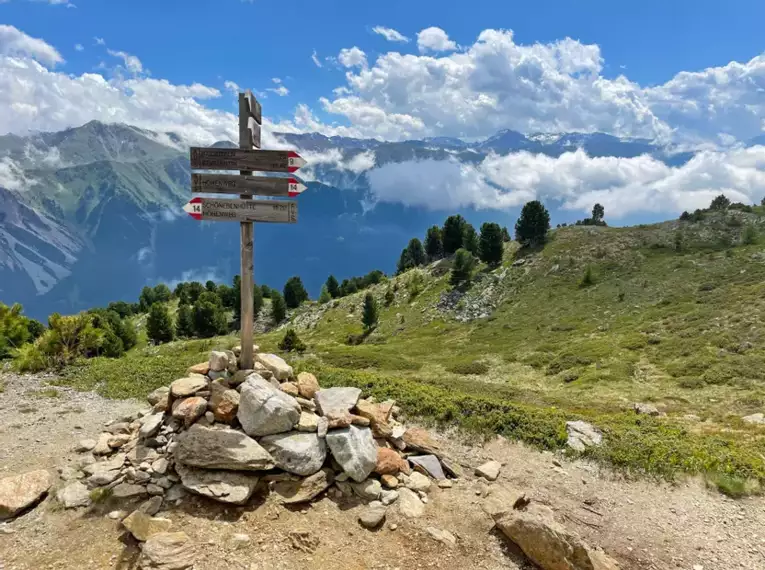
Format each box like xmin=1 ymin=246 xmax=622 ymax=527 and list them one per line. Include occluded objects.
xmin=58 ymin=347 xmax=460 ymax=533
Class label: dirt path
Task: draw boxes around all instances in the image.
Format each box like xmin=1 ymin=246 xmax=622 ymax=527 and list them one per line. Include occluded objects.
xmin=1 ymin=372 xmax=764 ymax=570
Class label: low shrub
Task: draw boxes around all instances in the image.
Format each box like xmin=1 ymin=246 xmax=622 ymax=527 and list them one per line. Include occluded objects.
xmin=279 ymin=329 xmax=306 ymax=353
xmin=446 ymin=361 xmax=490 ymax=375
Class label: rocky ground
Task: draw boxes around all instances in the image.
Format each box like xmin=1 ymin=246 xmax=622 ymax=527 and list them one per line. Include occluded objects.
xmin=1 ymin=370 xmax=765 ymax=570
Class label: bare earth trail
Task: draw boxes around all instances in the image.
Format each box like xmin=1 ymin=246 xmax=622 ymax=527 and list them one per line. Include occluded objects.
xmin=1 ymin=372 xmax=764 ymax=570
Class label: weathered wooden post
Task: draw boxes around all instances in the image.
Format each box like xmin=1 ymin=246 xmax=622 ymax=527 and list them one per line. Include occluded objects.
xmin=186 ymin=91 xmax=306 ymax=369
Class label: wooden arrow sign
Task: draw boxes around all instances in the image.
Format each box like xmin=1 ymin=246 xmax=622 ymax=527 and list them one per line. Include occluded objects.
xmin=191 ymin=173 xmax=306 ymax=197
xmin=183 ymin=197 xmax=297 ymax=223
xmin=189 ymin=147 xmax=306 ymax=172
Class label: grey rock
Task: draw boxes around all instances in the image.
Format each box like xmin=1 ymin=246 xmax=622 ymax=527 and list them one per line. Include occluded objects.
xmin=397 ymin=488 xmax=424 ymax=518
xmin=317 ymin=417 xmax=329 ymax=438
xmin=259 ymin=432 xmax=326 ymax=476
xmin=351 ymin=479 xmax=382 ymax=501
xmin=237 ymin=375 xmax=301 ymax=437
xmin=426 ymin=527 xmax=457 ymax=547
xmin=147 ymin=484 xmax=164 ymax=496
xmin=325 ymin=426 xmax=377 ymax=483
xmin=111 ymin=483 xmax=148 ymax=499
xmin=296 ymin=397 xmax=317 ymax=412
xmin=254 ymin=353 xmax=293 ymax=381
xmin=175 ymin=463 xmax=258 ymax=505
xmin=151 ymin=458 xmax=169 ymax=475
xmin=56 ymin=481 xmax=91 ymax=508
xmin=128 ymin=446 xmax=160 ymax=466
xmin=140 ymin=413 xmax=165 ymax=439
xmin=139 ymin=496 xmax=164 ymax=516
xmin=565 ymin=421 xmax=603 ymax=452
xmin=297 ymin=412 xmax=320 ymax=432
xmin=170 ymin=377 xmax=209 ymax=398
xmin=75 ymin=439 xmax=97 ymax=452
xmin=742 ymin=413 xmax=765 ymax=425
xmin=404 ymin=472 xmax=432 ymax=492
xmin=475 ymin=460 xmax=502 ymax=481
xmin=93 ymin=432 xmax=113 ymax=455
xmin=156 ymin=477 xmax=174 ymax=490
xmin=272 ymin=468 xmax=334 ymax=504
xmin=164 ymin=485 xmax=187 ymax=502
xmin=358 ymin=501 xmax=387 ymax=529
xmin=175 ymin=424 xmax=274 ymax=471
xmin=107 ymin=422 xmax=131 ymax=435
xmin=138 ymin=532 xmax=195 ymax=570
xmin=209 ymin=350 xmax=228 ymax=372
xmin=409 ymin=455 xmax=446 ymax=480
xmin=315 ymin=387 xmax=362 ymax=416
xmin=634 ymin=402 xmax=660 ymax=416
xmin=147 ymin=386 xmax=170 ymax=406
xmin=380 ymin=489 xmax=399 ymax=506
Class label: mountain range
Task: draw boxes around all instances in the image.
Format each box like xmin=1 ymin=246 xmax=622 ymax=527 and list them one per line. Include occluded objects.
xmin=0 ymin=121 xmax=757 ymax=319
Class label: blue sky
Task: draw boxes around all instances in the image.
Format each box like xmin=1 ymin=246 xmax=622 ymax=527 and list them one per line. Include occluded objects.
xmin=3 ymin=0 xmax=765 ymax=130
xmin=2 ymin=0 xmax=765 ymax=219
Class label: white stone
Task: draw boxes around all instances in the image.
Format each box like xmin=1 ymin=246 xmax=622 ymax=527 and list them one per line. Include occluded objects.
xmin=325 ymin=426 xmax=377 ymax=483
xmin=475 ymin=460 xmax=502 ymax=481
xmin=258 ymin=432 xmax=327 ymax=477
xmin=237 ymin=375 xmax=301 ymax=437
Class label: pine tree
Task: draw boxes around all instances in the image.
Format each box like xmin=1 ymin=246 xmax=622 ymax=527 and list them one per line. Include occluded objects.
xmin=192 ymin=291 xmax=227 ymax=338
xmin=153 ymin=283 xmax=172 ymax=303
xmin=253 ymin=284 xmax=263 ymax=319
xmin=501 ymin=226 xmax=511 ymax=242
xmin=424 ymin=225 xmax=443 ymax=260
xmin=176 ymin=303 xmax=194 ymax=337
xmin=326 ymin=275 xmax=340 ymax=298
xmin=592 ymin=203 xmax=605 ymax=224
xmin=186 ymin=281 xmax=205 ymax=305
xmin=407 ymin=238 xmax=426 ymax=266
xmin=397 ymin=247 xmax=413 ymax=274
xmin=362 ymin=293 xmax=378 ymax=332
xmin=514 ymin=201 xmax=551 ymax=247
xmin=283 ymin=276 xmax=309 ymax=309
xmin=278 ymin=329 xmax=306 ymax=352
xmin=442 ymin=214 xmax=467 ymax=255
xmin=138 ymin=286 xmax=156 ymax=313
xmin=462 ymin=224 xmax=479 ymax=255
xmin=318 ymin=285 xmax=331 ymax=304
xmin=478 ymin=222 xmax=504 ymax=266
xmin=710 ymin=194 xmax=731 ymax=210
xmin=450 ymin=248 xmax=475 ymax=287
xmin=146 ymin=303 xmax=174 ymax=344
xmin=271 ymin=291 xmax=287 ymax=324
xmin=205 ymin=280 xmax=217 ymax=292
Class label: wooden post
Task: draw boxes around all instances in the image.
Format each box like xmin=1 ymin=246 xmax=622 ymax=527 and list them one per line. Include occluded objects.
xmin=238 ymin=93 xmax=255 ymax=370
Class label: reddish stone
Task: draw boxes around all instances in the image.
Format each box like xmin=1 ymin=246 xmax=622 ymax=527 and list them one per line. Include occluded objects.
xmin=187 ymin=362 xmax=210 ymax=376
xmin=171 ymin=397 xmax=208 ymax=428
xmin=375 ymin=448 xmax=407 ymax=475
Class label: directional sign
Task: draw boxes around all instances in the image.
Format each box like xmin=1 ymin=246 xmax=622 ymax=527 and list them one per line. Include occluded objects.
xmin=183 ymin=197 xmax=297 ymax=223
xmin=189 ymin=147 xmax=306 ymax=172
xmin=191 ymin=174 xmax=306 ymax=197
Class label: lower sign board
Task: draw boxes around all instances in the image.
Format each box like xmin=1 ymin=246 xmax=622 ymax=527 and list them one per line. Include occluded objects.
xmin=183 ymin=197 xmax=297 ymax=223
xmin=191 ymin=173 xmax=306 ymax=197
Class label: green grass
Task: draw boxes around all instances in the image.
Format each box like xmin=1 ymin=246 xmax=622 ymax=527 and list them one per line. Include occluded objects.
xmin=30 ymin=387 xmax=61 ymax=398
xmin=50 ymin=211 xmax=765 ymax=492
xmin=89 ymin=487 xmax=113 ymax=503
xmin=0 ymin=380 xmax=5 ymax=393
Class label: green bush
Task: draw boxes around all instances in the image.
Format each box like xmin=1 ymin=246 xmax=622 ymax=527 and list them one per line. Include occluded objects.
xmin=742 ymin=224 xmax=758 ymax=245
xmin=271 ymin=291 xmax=287 ymax=325
xmin=0 ymin=302 xmax=32 ymax=359
xmin=146 ymin=303 xmax=175 ymax=344
xmin=278 ymin=329 xmax=306 ymax=352
xmin=579 ymin=265 xmax=595 ymax=288
xmin=450 ymin=248 xmax=475 ymax=287
xmin=283 ymin=276 xmax=309 ymax=309
xmin=175 ymin=304 xmax=194 ymax=338
xmin=407 ymin=271 xmax=425 ymax=300
xmin=37 ymin=313 xmax=102 ymax=368
xmin=384 ymin=287 xmax=395 ymax=306
xmin=13 ymin=343 xmax=47 ymax=373
xmin=100 ymin=328 xmax=125 ymax=358
xmin=362 ymin=293 xmax=378 ymax=332
xmin=318 ymin=285 xmax=331 ymax=304
xmin=192 ymin=292 xmax=227 ymax=338
xmin=447 ymin=361 xmax=490 ymax=375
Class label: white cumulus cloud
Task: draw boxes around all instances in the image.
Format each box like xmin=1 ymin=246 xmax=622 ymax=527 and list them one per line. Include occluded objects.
xmin=338 ymin=47 xmax=367 ymax=68
xmin=366 ymin=147 xmax=765 ymax=217
xmin=417 ymin=27 xmax=457 ymax=53
xmin=372 ymin=26 xmax=409 ymax=43
xmin=107 ymin=49 xmax=144 ymax=74
xmin=0 ymin=25 xmax=63 ymax=66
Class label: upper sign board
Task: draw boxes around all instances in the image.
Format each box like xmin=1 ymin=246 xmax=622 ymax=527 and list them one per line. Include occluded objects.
xmin=189 ymin=148 xmax=306 ymax=172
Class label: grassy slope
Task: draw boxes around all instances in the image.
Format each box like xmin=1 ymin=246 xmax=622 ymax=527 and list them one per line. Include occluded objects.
xmin=56 ymin=209 xmax=765 ymax=489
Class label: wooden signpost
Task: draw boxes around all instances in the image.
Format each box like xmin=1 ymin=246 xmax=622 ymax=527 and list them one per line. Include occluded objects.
xmin=191 ymin=174 xmax=306 ymax=197
xmin=183 ymin=197 xmax=298 ymax=223
xmin=186 ymin=90 xmax=308 ymax=369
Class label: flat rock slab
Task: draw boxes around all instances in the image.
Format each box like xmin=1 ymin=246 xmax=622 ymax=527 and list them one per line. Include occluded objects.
xmin=475 ymin=460 xmax=502 ymax=481
xmin=0 ymin=470 xmax=53 ymax=520
xmin=272 ymin=468 xmax=334 ymax=504
xmin=315 ymin=387 xmax=362 ymax=416
xmin=255 ymin=353 xmax=293 ymax=381
xmin=138 ymin=532 xmax=196 ymax=570
xmin=494 ymin=503 xmax=620 ymax=570
xmin=296 ymin=372 xmax=320 ymax=399
xmin=176 ymin=424 xmax=274 ymax=471
xmin=140 ymin=413 xmax=165 ymax=439
xmin=359 ymin=501 xmax=387 ymax=529
xmin=123 ymin=510 xmax=173 ymax=542
xmin=237 ymin=374 xmax=301 ymax=437
xmin=57 ymin=481 xmax=92 ymax=509
xmin=566 ymin=421 xmax=603 ymax=452
xmin=259 ymin=432 xmax=326 ymax=476
xmin=409 ymin=455 xmax=446 ymax=480
xmin=175 ymin=463 xmax=258 ymax=505
xmin=402 ymin=427 xmax=441 ymax=455
xmin=326 ymin=425 xmax=377 ymax=482
xmin=170 ymin=377 xmax=209 ymax=398
xmin=397 ymin=488 xmax=424 ymax=518
xmin=112 ymin=484 xmax=148 ymax=499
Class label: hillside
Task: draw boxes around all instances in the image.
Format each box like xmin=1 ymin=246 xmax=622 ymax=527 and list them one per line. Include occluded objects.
xmin=58 ymin=208 xmax=765 ymax=491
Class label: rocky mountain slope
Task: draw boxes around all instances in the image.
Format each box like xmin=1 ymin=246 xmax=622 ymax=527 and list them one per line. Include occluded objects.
xmin=2 ymin=120 xmax=762 ymax=319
